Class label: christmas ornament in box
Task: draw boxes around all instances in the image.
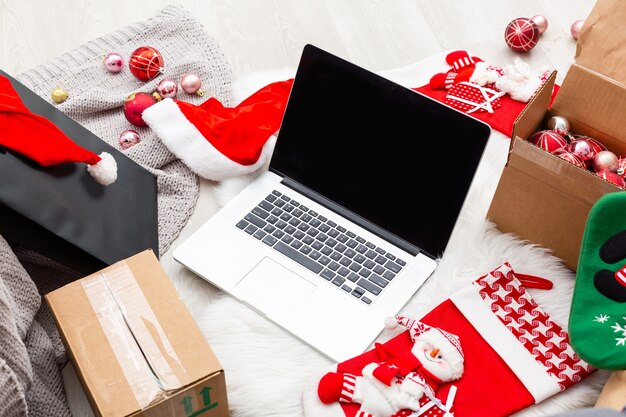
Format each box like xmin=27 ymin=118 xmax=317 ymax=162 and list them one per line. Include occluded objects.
xmin=488 ymin=0 xmax=626 ymax=271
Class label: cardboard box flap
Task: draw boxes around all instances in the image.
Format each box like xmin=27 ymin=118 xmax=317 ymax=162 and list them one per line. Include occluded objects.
xmin=575 ymin=0 xmax=626 ymax=86
xmin=511 ymin=71 xmax=557 ymax=148
xmin=46 ymin=251 xmax=222 ymax=416
xmin=552 ymin=64 xmax=626 ymax=154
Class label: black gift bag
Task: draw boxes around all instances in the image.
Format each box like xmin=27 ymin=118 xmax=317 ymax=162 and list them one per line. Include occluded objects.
xmin=0 ymin=70 xmax=159 ymax=274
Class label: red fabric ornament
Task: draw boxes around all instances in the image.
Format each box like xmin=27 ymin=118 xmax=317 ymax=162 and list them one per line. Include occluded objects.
xmin=554 ymin=149 xmax=585 ymax=169
xmin=128 ymin=46 xmax=164 ymax=81
xmin=597 ymin=171 xmax=625 ymax=188
xmin=142 ymin=79 xmax=294 ymax=181
xmin=504 ymin=18 xmax=540 ymax=52
xmin=416 ymin=81 xmax=559 ymax=137
xmin=0 ymin=75 xmax=116 ymax=185
xmin=444 ymin=83 xmax=503 ymax=114
xmin=528 ymin=130 xmax=567 ymax=153
xmin=124 ymin=92 xmax=156 ymax=127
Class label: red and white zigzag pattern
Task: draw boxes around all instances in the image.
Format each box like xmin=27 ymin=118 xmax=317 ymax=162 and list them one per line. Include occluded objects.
xmin=474 ymin=266 xmax=594 ymax=390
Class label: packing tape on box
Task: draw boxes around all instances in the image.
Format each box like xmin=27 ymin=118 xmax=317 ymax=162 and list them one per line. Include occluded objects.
xmin=82 ymin=262 xmax=183 ymax=409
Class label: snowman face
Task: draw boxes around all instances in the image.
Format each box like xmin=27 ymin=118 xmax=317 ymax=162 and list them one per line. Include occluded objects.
xmin=412 ymin=340 xmax=454 ymax=381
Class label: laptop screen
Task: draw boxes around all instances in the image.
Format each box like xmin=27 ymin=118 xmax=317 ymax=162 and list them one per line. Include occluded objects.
xmin=270 ymin=45 xmax=490 ymax=257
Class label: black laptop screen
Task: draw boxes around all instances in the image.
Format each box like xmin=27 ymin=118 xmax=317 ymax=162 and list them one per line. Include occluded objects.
xmin=270 ymin=45 xmax=490 ymax=257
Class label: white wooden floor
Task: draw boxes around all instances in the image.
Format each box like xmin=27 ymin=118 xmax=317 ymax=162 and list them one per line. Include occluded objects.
xmin=0 ymin=0 xmax=595 ymax=290
xmin=0 ymin=0 xmax=598 ymax=415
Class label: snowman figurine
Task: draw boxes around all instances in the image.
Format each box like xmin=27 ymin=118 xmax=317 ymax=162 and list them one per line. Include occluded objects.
xmin=317 ymin=316 xmax=464 ymax=417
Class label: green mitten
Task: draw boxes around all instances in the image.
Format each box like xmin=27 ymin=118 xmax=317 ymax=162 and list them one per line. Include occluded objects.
xmin=570 ymin=192 xmax=626 ymax=370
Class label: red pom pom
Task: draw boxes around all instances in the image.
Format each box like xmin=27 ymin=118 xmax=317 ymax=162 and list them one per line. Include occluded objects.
xmin=318 ymin=372 xmax=344 ymax=404
xmin=528 ymin=130 xmax=568 ymax=153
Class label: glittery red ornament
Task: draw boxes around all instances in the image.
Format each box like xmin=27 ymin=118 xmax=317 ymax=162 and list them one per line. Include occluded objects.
xmin=504 ymin=18 xmax=540 ymax=52
xmin=123 ymin=92 xmax=156 ymax=127
xmin=554 ymin=148 xmax=585 ymax=169
xmin=129 ymin=46 xmax=164 ymax=81
xmin=528 ymin=130 xmax=567 ymax=153
xmin=597 ymin=171 xmax=625 ymax=188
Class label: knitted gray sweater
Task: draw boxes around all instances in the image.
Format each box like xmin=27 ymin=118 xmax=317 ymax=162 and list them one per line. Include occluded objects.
xmin=1 ymin=5 xmax=232 ymax=416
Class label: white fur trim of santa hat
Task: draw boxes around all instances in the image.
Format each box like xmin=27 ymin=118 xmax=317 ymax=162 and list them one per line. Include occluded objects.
xmin=142 ymin=98 xmax=276 ymax=182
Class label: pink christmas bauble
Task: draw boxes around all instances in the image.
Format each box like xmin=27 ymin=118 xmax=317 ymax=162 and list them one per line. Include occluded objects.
xmin=566 ymin=139 xmax=596 ymax=161
xmin=104 ymin=52 xmax=124 ymax=73
xmin=129 ymin=46 xmax=164 ymax=81
xmin=530 ymin=15 xmax=549 ymax=35
xmin=584 ymin=137 xmax=607 ymax=154
xmin=597 ymin=171 xmax=625 ymax=188
xmin=504 ymin=18 xmax=540 ymax=53
xmin=123 ymin=92 xmax=156 ymax=127
xmin=554 ymin=149 xmax=585 ymax=169
xmin=590 ymin=150 xmax=619 ymax=173
xmin=546 ymin=116 xmax=570 ymax=136
xmin=156 ymin=78 xmax=178 ymax=99
xmin=118 ymin=130 xmax=141 ymax=150
xmin=571 ymin=20 xmax=585 ymax=41
xmin=180 ymin=73 xmax=204 ymax=96
xmin=528 ymin=130 xmax=567 ymax=153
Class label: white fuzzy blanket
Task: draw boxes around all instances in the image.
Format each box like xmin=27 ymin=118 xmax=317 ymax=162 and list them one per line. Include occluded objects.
xmin=64 ymin=52 xmax=607 ymax=417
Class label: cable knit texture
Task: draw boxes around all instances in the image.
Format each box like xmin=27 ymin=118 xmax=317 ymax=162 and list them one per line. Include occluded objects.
xmin=0 ymin=5 xmax=232 ymax=416
xmin=16 ymin=4 xmax=233 ymax=255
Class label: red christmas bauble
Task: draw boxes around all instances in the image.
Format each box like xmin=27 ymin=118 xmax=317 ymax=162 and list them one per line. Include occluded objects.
xmin=129 ymin=46 xmax=164 ymax=81
xmin=566 ymin=139 xmax=596 ymax=161
xmin=618 ymin=156 xmax=626 ymax=176
xmin=554 ymin=149 xmax=585 ymax=169
xmin=528 ymin=130 xmax=567 ymax=153
xmin=597 ymin=171 xmax=625 ymax=188
xmin=584 ymin=137 xmax=607 ymax=154
xmin=505 ymin=18 xmax=540 ymax=53
xmin=590 ymin=150 xmax=619 ymax=173
xmin=123 ymin=92 xmax=156 ymax=127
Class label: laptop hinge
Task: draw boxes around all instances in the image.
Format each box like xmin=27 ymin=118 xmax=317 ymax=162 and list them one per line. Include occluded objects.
xmin=279 ymin=176 xmax=427 ymax=258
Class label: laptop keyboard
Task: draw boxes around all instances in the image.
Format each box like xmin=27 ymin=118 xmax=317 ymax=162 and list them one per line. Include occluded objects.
xmin=235 ymin=190 xmax=406 ymax=305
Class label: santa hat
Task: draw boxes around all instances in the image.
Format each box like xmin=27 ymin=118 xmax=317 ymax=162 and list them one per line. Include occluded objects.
xmin=142 ymin=79 xmax=293 ymax=182
xmin=0 ymin=76 xmax=117 ymax=185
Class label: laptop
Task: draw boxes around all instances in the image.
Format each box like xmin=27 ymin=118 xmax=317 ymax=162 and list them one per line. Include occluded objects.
xmin=174 ymin=44 xmax=490 ymax=362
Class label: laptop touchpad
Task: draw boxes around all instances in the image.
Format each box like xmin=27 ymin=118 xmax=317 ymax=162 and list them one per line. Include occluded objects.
xmin=236 ymin=257 xmax=317 ymax=317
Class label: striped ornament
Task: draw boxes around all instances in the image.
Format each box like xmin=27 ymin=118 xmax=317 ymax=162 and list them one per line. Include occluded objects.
xmin=528 ymin=130 xmax=568 ymax=153
xmin=504 ymin=18 xmax=540 ymax=53
xmin=615 ymin=265 xmax=626 ymax=288
xmin=554 ymin=149 xmax=585 ymax=169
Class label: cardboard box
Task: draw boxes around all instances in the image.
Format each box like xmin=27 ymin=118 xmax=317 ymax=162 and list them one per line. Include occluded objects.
xmin=487 ymin=0 xmax=626 ymax=270
xmin=46 ymin=251 xmax=228 ymax=417
xmin=0 ymin=70 xmax=159 ymax=274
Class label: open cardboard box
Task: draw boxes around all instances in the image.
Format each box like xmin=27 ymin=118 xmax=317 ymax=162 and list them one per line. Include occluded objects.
xmin=488 ymin=0 xmax=626 ymax=271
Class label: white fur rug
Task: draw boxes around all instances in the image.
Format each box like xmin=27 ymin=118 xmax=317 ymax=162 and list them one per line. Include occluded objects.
xmin=64 ymin=53 xmax=607 ymax=417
